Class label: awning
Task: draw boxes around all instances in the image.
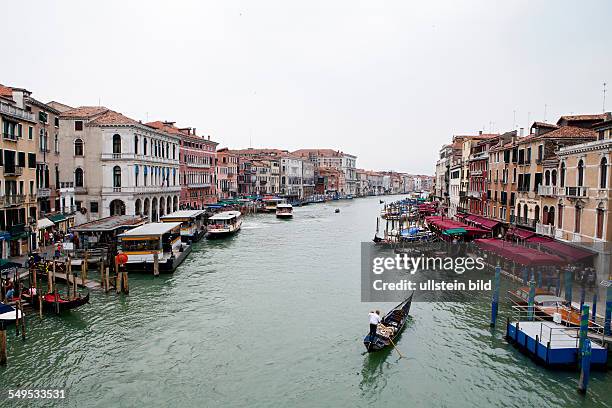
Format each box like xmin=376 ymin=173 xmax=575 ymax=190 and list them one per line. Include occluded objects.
xmin=507 ymin=227 xmax=535 ymax=240
xmin=529 ymin=240 xmax=596 ymax=263
xmin=37 ymin=217 xmax=55 ymax=229
xmin=48 ymin=214 xmax=67 ymax=223
xmin=443 ymin=228 xmax=467 ymax=235
xmin=465 ymin=215 xmax=478 ymax=222
xmin=470 ymin=216 xmax=500 ymax=230
xmin=455 ymin=213 xmax=468 ymax=219
xmin=474 ymin=238 xmax=567 ymax=266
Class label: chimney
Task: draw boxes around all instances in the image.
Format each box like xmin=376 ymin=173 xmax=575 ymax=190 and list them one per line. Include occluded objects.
xmin=193 ymin=128 xmax=196 ymax=136
xmin=208 ymin=135 xmax=210 ymax=141
xmin=479 ymin=130 xmax=482 ymax=135
xmin=519 ymin=127 xmax=524 ymax=137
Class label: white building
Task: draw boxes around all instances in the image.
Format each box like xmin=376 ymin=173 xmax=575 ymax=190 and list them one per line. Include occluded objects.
xmin=58 ymin=107 xmax=181 ymax=224
xmin=280 ymin=156 xmax=303 ymax=198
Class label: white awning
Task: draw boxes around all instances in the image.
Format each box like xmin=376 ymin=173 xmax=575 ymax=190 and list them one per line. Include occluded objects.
xmin=37 ymin=217 xmax=55 ymax=229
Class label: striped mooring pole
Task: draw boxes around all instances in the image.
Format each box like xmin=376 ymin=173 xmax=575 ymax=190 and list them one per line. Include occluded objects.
xmin=578 ymin=339 xmax=592 ymax=394
xmin=522 ymin=267 xmax=528 ymax=285
xmin=578 ymin=304 xmax=590 ymax=354
xmin=527 ymin=280 xmax=536 ymax=321
xmin=490 ymin=265 xmax=501 ymax=327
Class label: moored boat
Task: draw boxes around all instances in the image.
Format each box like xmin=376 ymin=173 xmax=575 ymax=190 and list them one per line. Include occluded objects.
xmin=0 ymin=302 xmax=23 ymax=323
xmin=363 ymin=293 xmax=413 ymax=352
xmin=117 ymin=222 xmax=191 ymax=273
xmin=262 ymin=197 xmax=285 ymax=213
xmin=207 ymin=211 xmax=242 ymax=238
xmin=42 ymin=292 xmax=90 ymax=314
xmin=507 ymin=286 xmax=555 ymax=306
xmin=160 ymin=209 xmax=207 ymax=243
xmin=275 ymin=203 xmax=293 ymax=218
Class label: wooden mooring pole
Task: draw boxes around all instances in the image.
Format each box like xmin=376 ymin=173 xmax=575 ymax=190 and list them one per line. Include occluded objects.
xmin=153 ymin=252 xmax=159 ymax=277
xmin=490 ymin=265 xmax=501 ymax=327
xmin=0 ymin=321 xmax=7 ymax=366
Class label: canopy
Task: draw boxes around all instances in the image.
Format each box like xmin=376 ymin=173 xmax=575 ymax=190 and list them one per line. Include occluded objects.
xmin=527 ymin=239 xmax=596 ymax=262
xmin=48 ymin=213 xmax=67 ymax=223
xmin=425 ymin=216 xmax=489 ymax=237
xmin=469 ymin=216 xmax=500 ymax=230
xmin=37 ymin=217 xmax=55 ymax=229
xmin=443 ymin=228 xmax=467 ymax=235
xmin=474 ymin=238 xmax=567 ymax=266
xmin=506 ymin=227 xmax=535 ymax=240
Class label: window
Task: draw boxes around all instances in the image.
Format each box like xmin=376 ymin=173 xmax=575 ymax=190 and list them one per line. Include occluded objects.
xmin=596 ymin=208 xmax=604 ymax=239
xmin=54 ymin=117 xmax=60 ymax=127
xmin=74 ymin=138 xmax=84 ymax=156
xmin=113 ymin=166 xmax=121 ymax=188
xmin=600 ymin=157 xmax=608 ymax=189
xmin=75 ymin=121 xmax=83 ymax=131
xmin=112 ymin=134 xmax=121 ymax=154
xmin=552 ymin=170 xmax=557 ymax=186
xmin=75 ymin=168 xmax=84 ymax=187
xmin=28 ymin=126 xmax=33 ymax=140
xmin=135 ymin=165 xmax=139 ymax=186
xmin=144 ymin=138 xmax=148 ymax=155
xmin=90 ymin=202 xmax=99 ymax=213
xmin=39 ymin=111 xmax=48 ymax=123
xmin=577 ymin=159 xmax=584 ymax=186
xmin=134 ymin=135 xmax=139 ymax=155
xmin=560 ymin=163 xmax=565 ymax=187
xmin=574 ymin=206 xmax=581 ymax=233
xmin=537 ymin=145 xmax=543 ymax=161
xmin=558 ymin=204 xmax=563 ymax=228
xmin=54 ymin=134 xmax=59 ymax=153
xmin=28 ymin=153 xmax=36 ymax=168
xmin=17 ymin=151 xmax=26 ymax=167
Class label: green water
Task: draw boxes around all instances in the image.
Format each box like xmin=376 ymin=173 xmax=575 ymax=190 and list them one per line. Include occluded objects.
xmin=1 ymin=195 xmax=610 ymax=407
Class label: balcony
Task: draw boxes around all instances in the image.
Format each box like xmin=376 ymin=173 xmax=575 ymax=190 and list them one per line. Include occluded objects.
xmin=0 ymin=101 xmax=35 ymax=122
xmin=100 ymin=153 xmax=179 ymax=165
xmin=515 ymin=216 xmax=536 ymax=229
xmin=2 ymin=132 xmax=18 ymax=142
xmin=564 ymin=186 xmax=588 ymax=198
xmin=74 ymin=186 xmax=88 ymax=194
xmin=4 ymin=166 xmax=23 ymax=176
xmin=37 ymin=188 xmax=51 ymax=198
xmin=536 ymin=222 xmax=555 ymax=237
xmin=537 ymin=185 xmax=560 ymax=197
xmin=102 ymin=185 xmax=182 ymax=194
xmin=0 ymin=194 xmax=27 ymax=207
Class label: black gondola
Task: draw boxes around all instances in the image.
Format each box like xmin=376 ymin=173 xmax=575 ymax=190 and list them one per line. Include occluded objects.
xmin=41 ymin=292 xmax=90 ymax=314
xmin=363 ymin=292 xmax=413 ymax=352
xmin=379 ymin=200 xmax=384 ymax=204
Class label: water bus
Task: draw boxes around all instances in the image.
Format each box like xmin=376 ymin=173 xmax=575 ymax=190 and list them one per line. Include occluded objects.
xmin=262 ymin=197 xmax=285 ymax=213
xmin=117 ymin=222 xmax=191 ymax=273
xmin=276 ymin=203 xmax=293 ymax=219
xmin=160 ymin=210 xmax=207 ymax=243
xmin=207 ymin=211 xmax=242 ymax=238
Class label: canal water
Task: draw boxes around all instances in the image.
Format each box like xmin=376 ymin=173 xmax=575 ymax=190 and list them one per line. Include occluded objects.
xmin=1 ymin=195 xmax=610 ymax=408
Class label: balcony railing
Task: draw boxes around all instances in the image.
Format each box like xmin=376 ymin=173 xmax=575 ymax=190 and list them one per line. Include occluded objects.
xmin=0 ymin=101 xmax=35 ymax=122
xmin=537 ymin=185 xmax=560 ymax=197
xmin=515 ymin=216 xmax=537 ymax=229
xmin=4 ymin=166 xmax=23 ymax=176
xmin=563 ymin=186 xmax=588 ymax=198
xmin=535 ymin=223 xmax=555 ymax=237
xmin=0 ymin=194 xmax=27 ymax=206
xmin=2 ymin=132 xmax=18 ymax=141
xmin=37 ymin=188 xmax=51 ymax=198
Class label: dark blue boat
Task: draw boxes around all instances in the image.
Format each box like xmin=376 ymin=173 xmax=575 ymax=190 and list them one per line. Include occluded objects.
xmin=363 ymin=293 xmax=413 ymax=352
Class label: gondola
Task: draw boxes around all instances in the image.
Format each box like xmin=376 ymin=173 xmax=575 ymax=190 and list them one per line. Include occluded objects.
xmin=42 ymin=292 xmax=90 ymax=314
xmin=0 ymin=302 xmax=23 ymax=324
xmin=379 ymin=200 xmax=384 ymax=204
xmin=363 ymin=292 xmax=413 ymax=352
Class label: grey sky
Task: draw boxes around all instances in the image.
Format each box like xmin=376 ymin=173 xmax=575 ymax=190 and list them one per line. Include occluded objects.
xmin=3 ymin=0 xmax=611 ymax=174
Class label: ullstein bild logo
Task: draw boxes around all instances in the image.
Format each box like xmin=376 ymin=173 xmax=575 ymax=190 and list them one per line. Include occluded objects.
xmin=360 ymin=242 xmax=493 ymax=302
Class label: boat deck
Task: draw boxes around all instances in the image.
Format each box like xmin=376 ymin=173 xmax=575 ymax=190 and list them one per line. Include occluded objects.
xmin=506 ymin=320 xmax=608 ymax=367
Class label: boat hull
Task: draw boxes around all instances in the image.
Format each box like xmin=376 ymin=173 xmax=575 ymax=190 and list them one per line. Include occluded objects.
xmin=276 ymin=213 xmax=293 ymax=219
xmin=124 ymin=245 xmax=192 ymax=274
xmin=42 ymin=292 xmax=90 ymax=314
xmin=363 ymin=293 xmax=413 ymax=352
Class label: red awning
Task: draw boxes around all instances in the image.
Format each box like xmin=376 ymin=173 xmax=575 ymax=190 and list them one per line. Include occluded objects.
xmin=529 ymin=240 xmax=596 ymax=262
xmin=507 ymin=227 xmax=535 ymax=240
xmin=525 ymin=236 xmax=553 ymax=244
xmin=470 ymin=216 xmax=500 ymax=230
xmin=455 ymin=213 xmax=468 ymax=219
xmin=465 ymin=215 xmax=477 ymax=222
xmin=474 ymin=238 xmax=567 ymax=266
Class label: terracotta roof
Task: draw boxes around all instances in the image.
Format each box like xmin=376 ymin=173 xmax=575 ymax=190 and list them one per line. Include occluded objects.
xmin=292 ymin=149 xmax=348 ymax=157
xmin=531 ymin=121 xmax=558 ymax=129
xmin=89 ymin=110 xmax=140 ymax=126
xmin=520 ymin=126 xmax=597 ymax=144
xmin=146 ymin=121 xmax=184 ymax=135
xmin=0 ymin=84 xmax=13 ymax=101
xmin=60 ymin=106 xmax=109 ymax=119
xmin=557 ymin=114 xmax=608 ymax=123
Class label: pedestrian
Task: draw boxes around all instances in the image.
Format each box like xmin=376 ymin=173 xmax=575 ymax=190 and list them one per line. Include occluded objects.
xmin=55 ymin=242 xmax=62 ymax=259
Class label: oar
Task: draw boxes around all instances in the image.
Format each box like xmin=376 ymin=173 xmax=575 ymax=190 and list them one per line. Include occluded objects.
xmin=388 ymin=337 xmax=404 ymax=359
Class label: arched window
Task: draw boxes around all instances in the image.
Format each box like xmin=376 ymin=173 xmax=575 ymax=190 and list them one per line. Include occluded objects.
xmin=113 ymin=166 xmax=121 ymax=188
xmin=596 ymin=207 xmax=604 ymax=239
xmin=75 ymin=168 xmax=84 ymax=187
xmin=172 ymin=145 xmax=176 ymax=160
xmin=113 ymin=134 xmax=121 ymax=154
xmin=134 ymin=135 xmax=139 ymax=155
xmin=144 ymin=138 xmax=148 ymax=155
xmin=600 ymin=157 xmax=608 ymax=189
xmin=551 ymin=169 xmax=557 ymax=186
xmin=135 ymin=165 xmax=139 ymax=186
xmin=544 ymin=170 xmax=550 ymax=186
xmin=557 ymin=204 xmax=563 ymax=228
xmin=534 ymin=205 xmax=540 ymax=222
xmin=574 ymin=205 xmax=581 ymax=233
xmin=523 ymin=204 xmax=528 ymax=221
xmin=560 ymin=162 xmax=565 ymax=188
xmin=577 ymin=159 xmax=584 ymax=186
xmin=74 ymin=138 xmax=84 ymax=156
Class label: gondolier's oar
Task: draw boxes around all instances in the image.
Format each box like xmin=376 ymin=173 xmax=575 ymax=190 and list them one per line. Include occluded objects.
xmin=388 ymin=338 xmax=404 ymax=359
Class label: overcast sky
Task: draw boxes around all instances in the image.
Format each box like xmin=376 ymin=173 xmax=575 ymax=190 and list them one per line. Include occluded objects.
xmin=3 ymin=1 xmax=611 ymax=174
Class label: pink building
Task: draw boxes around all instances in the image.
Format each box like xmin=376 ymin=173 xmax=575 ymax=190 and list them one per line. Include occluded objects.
xmin=147 ymin=121 xmax=218 ymax=209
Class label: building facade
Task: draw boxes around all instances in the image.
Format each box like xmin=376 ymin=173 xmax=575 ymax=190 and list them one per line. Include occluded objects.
xmin=216 ymin=148 xmax=238 ymax=200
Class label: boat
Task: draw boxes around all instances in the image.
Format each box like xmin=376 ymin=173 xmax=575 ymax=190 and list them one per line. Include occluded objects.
xmin=335 ymin=208 xmax=340 ymax=213
xmin=117 ymin=222 xmax=192 ymax=273
xmin=262 ymin=197 xmax=285 ymax=213
xmin=41 ymin=292 xmax=90 ymax=314
xmin=160 ymin=210 xmax=207 ymax=243
xmin=379 ymin=200 xmax=384 ymax=204
xmin=507 ymin=286 xmax=555 ymax=306
xmin=363 ymin=293 xmax=413 ymax=352
xmin=276 ymin=203 xmax=293 ymax=218
xmin=532 ymin=295 xmax=590 ymax=327
xmin=207 ymin=211 xmax=243 ymax=238
xmin=0 ymin=302 xmax=23 ymax=323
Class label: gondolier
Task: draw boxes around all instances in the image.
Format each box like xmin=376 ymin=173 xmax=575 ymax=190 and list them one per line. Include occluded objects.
xmin=368 ymin=310 xmax=381 ymax=338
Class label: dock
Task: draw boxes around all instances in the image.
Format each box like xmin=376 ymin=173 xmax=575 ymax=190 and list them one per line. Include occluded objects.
xmin=506 ymin=320 xmax=608 ymax=367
